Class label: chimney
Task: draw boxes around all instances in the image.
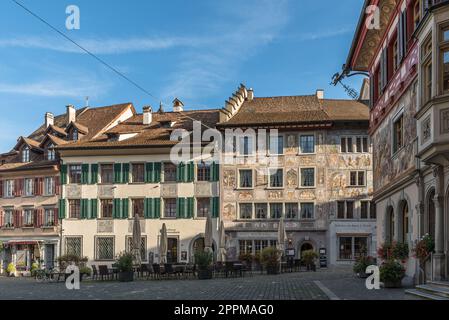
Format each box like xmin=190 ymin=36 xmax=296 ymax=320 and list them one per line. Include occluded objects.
xmin=66 ymin=104 xmax=76 ymax=124
xmin=247 ymin=88 xmax=254 ymax=101
xmin=143 ymin=106 xmax=153 ymax=125
xmin=45 ymin=112 xmax=54 ymax=128
xmin=173 ymin=98 xmax=184 ymax=112
xmin=316 ymin=89 xmax=324 ymax=100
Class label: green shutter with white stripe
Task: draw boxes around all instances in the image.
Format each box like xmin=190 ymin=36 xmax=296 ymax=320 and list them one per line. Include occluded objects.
xmin=80 ymin=199 xmax=89 ymax=219
xmin=81 ymin=164 xmax=89 ymax=184
xmin=154 ymin=163 xmax=161 ymax=183
xmin=113 ymin=199 xmax=121 ymax=219
xmin=122 ymin=164 xmax=130 ymax=184
xmin=90 ymin=199 xmax=98 ymax=219
xmin=186 ymin=162 xmax=194 ymax=182
xmin=122 ymin=198 xmax=129 ymax=219
xmin=90 ymin=164 xmax=98 ymax=184
xmin=154 ymin=198 xmax=161 ymax=218
xmin=114 ymin=163 xmax=122 ymax=184
xmin=187 ymin=197 xmax=194 ymax=218
xmin=210 ymin=197 xmax=220 ymax=218
xmin=60 ymin=164 xmax=67 ymax=185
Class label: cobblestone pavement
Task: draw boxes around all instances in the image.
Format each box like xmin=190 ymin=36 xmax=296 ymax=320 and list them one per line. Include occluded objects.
xmin=0 ymin=266 xmax=419 ymax=300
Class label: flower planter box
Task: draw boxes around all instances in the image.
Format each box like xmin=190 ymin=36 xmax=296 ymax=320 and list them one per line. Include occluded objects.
xmin=197 ymin=269 xmax=213 ymax=280
xmin=118 ymin=271 xmax=134 ymax=282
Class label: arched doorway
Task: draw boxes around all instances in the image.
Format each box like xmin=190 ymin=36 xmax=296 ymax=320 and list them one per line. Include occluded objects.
xmin=399 ymin=201 xmax=409 ymax=244
xmin=385 ymin=206 xmax=394 ymax=243
xmin=427 ymin=189 xmax=436 ymax=239
xmin=300 ymin=242 xmax=313 ymax=258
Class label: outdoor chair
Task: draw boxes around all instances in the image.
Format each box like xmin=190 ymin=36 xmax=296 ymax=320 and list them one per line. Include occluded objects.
xmin=214 ymin=262 xmax=224 ymax=278
xmin=91 ymin=265 xmax=99 ymax=280
xmin=224 ymin=262 xmax=234 ymax=278
xmin=242 ymin=262 xmax=252 ymax=277
xmin=184 ymin=264 xmax=195 ymax=279
xmin=164 ymin=264 xmax=175 ymax=279
xmin=140 ymin=264 xmax=151 ymax=279
xmin=294 ymin=259 xmax=301 ymax=272
xmin=152 ymin=264 xmax=162 ymax=279
xmin=98 ymin=265 xmax=113 ymax=281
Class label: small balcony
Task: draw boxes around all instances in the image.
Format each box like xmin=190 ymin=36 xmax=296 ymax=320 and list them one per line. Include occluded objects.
xmin=416 ymin=95 xmax=449 ymax=166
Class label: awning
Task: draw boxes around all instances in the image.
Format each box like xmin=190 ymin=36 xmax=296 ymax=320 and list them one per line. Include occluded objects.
xmin=7 ymin=240 xmax=43 ymax=245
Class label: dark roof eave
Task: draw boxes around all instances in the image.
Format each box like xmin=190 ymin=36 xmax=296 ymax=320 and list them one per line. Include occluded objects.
xmin=57 ymin=141 xmax=213 ymax=151
xmin=216 ymin=120 xmax=334 ymax=129
xmin=0 ymin=163 xmax=59 ymax=173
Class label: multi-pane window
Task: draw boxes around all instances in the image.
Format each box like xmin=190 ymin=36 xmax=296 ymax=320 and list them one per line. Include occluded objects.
xmin=337 ymin=201 xmax=354 ymax=219
xmin=299 ymin=135 xmax=315 ymax=153
xmin=269 ymin=169 xmax=283 ymax=188
xmin=44 ymin=177 xmax=55 ymax=196
xmin=66 ymin=237 xmax=82 ymax=257
xmin=196 ymin=198 xmax=210 ymax=218
xmin=24 ymin=178 xmax=33 ymax=196
xmin=269 ymin=135 xmax=284 ymax=155
xmin=239 ymin=240 xmax=252 ymax=255
xmin=69 ymin=199 xmax=80 ymax=219
xmin=350 ymin=171 xmax=365 ymax=186
xmin=255 ymin=203 xmax=268 ymax=219
xmin=101 ymin=199 xmax=113 ymax=218
xmin=254 ymin=240 xmax=269 ymax=255
xmin=3 ymin=210 xmax=13 ymax=227
xmin=239 ymin=203 xmax=252 ymax=219
xmin=132 ymin=198 xmax=144 ymax=217
xmin=164 ymin=198 xmax=177 ymax=218
xmin=339 ymin=237 xmax=368 ymax=260
xmin=340 ymin=137 xmax=353 ymax=153
xmin=72 ymin=129 xmax=78 ymax=141
xmin=339 ymin=237 xmax=353 ymax=260
xmin=422 ymin=36 xmax=432 ymax=103
xmin=126 ymin=236 xmax=146 ymax=261
xmin=361 ymin=201 xmax=369 ymax=219
xmin=393 ymin=114 xmax=404 ymax=153
xmin=300 ymin=168 xmax=315 ymax=187
xmin=197 ymin=162 xmax=211 ymax=182
xmin=270 ymin=203 xmax=283 ymax=219
xmin=100 ymin=164 xmax=113 ymax=184
xmin=285 ymin=203 xmax=298 ymax=219
xmin=413 ymin=0 xmax=421 ymax=30
xmin=47 ymin=144 xmax=56 ymax=161
xmin=22 ymin=146 xmax=30 ymax=163
xmin=300 ymin=203 xmax=314 ymax=219
xmin=132 ymin=163 xmax=145 ymax=183
xmin=239 ymin=136 xmax=254 ymax=156
xmin=69 ymin=165 xmax=82 ymax=184
xmin=44 ymin=208 xmax=55 ymax=226
xmin=239 ymin=170 xmax=253 ymax=188
xmin=356 ymin=137 xmax=369 ymax=153
xmin=4 ymin=180 xmax=14 ymax=198
xmin=96 ymin=237 xmax=114 ymax=260
xmin=164 ymin=163 xmax=177 ymax=182
xmin=441 ymin=26 xmax=449 ymax=93
xmin=23 ymin=209 xmax=34 ymax=227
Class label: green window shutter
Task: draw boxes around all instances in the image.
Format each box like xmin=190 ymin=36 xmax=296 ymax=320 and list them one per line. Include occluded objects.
xmin=176 ymin=198 xmax=185 ymax=218
xmin=187 ymin=162 xmax=194 ymax=182
xmin=214 ymin=162 xmax=220 ymax=181
xmin=154 ymin=198 xmax=161 ymax=218
xmin=90 ymin=164 xmax=98 ymax=184
xmin=144 ymin=198 xmax=150 ymax=219
xmin=123 ymin=164 xmax=130 ymax=184
xmin=90 ymin=199 xmax=98 ymax=219
xmin=177 ymin=162 xmax=185 ymax=182
xmin=80 ymin=199 xmax=88 ymax=219
xmin=113 ymin=199 xmax=121 ymax=219
xmin=154 ymin=163 xmax=161 ymax=183
xmin=60 ymin=165 xmax=67 ymax=185
xmin=81 ymin=164 xmax=89 ymax=184
xmin=144 ymin=163 xmax=152 ymax=183
xmin=122 ymin=198 xmax=129 ymax=219
xmin=58 ymin=199 xmax=66 ymax=219
xmin=187 ymin=197 xmax=194 ymax=218
xmin=114 ymin=163 xmax=122 ymax=184
xmin=213 ymin=197 xmax=220 ymax=218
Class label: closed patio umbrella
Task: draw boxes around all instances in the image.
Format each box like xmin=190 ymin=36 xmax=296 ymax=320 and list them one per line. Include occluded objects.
xmin=204 ymin=213 xmax=213 ymax=254
xmin=218 ymin=220 xmax=226 ymax=262
xmin=160 ymin=223 xmax=167 ymax=264
xmin=132 ymin=214 xmax=142 ymax=266
xmin=277 ymin=218 xmax=286 ymax=273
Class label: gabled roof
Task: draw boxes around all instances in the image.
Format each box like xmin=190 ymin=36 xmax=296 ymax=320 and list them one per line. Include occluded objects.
xmin=13 ymin=136 xmax=43 ymax=152
xmin=217 ymin=95 xmax=369 ymax=127
xmin=40 ymin=134 xmax=69 ymax=148
xmin=65 ymin=121 xmax=89 ymax=135
xmin=44 ymin=124 xmax=67 ymax=137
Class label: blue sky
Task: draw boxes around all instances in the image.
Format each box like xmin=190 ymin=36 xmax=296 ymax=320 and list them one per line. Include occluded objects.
xmin=0 ymin=0 xmax=364 ymax=152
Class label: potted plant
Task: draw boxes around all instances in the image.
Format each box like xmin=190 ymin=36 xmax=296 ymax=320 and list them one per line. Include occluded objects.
xmin=79 ymin=266 xmax=92 ymax=280
xmin=353 ymin=256 xmax=376 ymax=278
xmin=30 ymin=262 xmax=40 ymax=277
xmin=195 ymin=251 xmax=213 ymax=280
xmin=391 ymin=242 xmax=409 ymax=261
xmin=6 ymin=263 xmax=16 ymax=277
xmin=260 ymin=247 xmax=281 ymax=275
xmin=302 ymin=250 xmax=318 ymax=271
xmin=413 ymin=234 xmax=435 ymax=261
xmin=116 ymin=252 xmax=134 ymax=282
xmin=380 ymin=260 xmax=405 ymax=288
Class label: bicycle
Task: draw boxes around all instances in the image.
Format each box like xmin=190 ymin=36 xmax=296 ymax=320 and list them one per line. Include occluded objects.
xmin=35 ymin=268 xmax=58 ymax=283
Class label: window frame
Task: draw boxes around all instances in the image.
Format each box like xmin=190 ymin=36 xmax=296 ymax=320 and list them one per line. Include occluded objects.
xmin=95 ymin=236 xmax=115 ymax=261
xmin=22 ymin=146 xmax=30 ymax=163
xmin=163 ymin=163 xmax=177 ymax=183
xmin=100 ymin=199 xmax=114 ymax=219
xmin=163 ymin=198 xmax=177 ymax=218
xmin=300 ymin=202 xmax=315 ymax=220
xmin=340 ymin=136 xmax=354 ymax=153
xmin=255 ymin=203 xmax=268 ymax=219
xmin=299 ymin=134 xmax=316 ymax=154
xmin=99 ymin=163 xmax=114 ymax=184
xmin=349 ymin=171 xmax=366 ymax=187
xmin=44 ymin=177 xmax=55 ymax=196
xmin=68 ymin=199 xmax=81 ymax=219
xmin=197 ymin=162 xmax=211 ymax=182
xmin=65 ymin=236 xmax=83 ymax=257
xmin=196 ymin=197 xmax=210 ymax=218
xmin=268 ymin=134 xmax=284 ymax=155
xmin=285 ymin=203 xmax=299 ymax=219
xmin=421 ymin=33 xmax=433 ymax=104
xmin=239 ymin=203 xmax=253 ymax=220
xmin=392 ymin=110 xmax=405 ymax=155
xmin=68 ymin=164 xmax=82 ymax=184
xmin=24 ymin=178 xmax=34 ymax=197
xmin=439 ymin=23 xmax=449 ymax=94
xmin=131 ymin=163 xmax=145 ymax=183
xmin=269 ymin=203 xmax=283 ymax=219
xmin=238 ymin=169 xmax=254 ymax=189
xmin=299 ymin=167 xmax=316 ymax=188
xmin=268 ymin=168 xmax=284 ymax=189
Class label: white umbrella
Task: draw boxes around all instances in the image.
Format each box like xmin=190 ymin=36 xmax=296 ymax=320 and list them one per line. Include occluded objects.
xmin=277 ymin=218 xmax=286 ymax=273
xmin=218 ymin=220 xmax=227 ymax=262
xmin=160 ymin=223 xmax=167 ymax=264
xmin=204 ymin=213 xmax=213 ymax=254
xmin=132 ymin=214 xmax=142 ymax=266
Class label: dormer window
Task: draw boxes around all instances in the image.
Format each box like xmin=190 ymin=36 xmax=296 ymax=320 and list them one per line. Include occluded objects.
xmin=72 ymin=129 xmax=78 ymax=141
xmin=47 ymin=144 xmax=56 ymax=161
xmin=22 ymin=146 xmax=30 ymax=162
